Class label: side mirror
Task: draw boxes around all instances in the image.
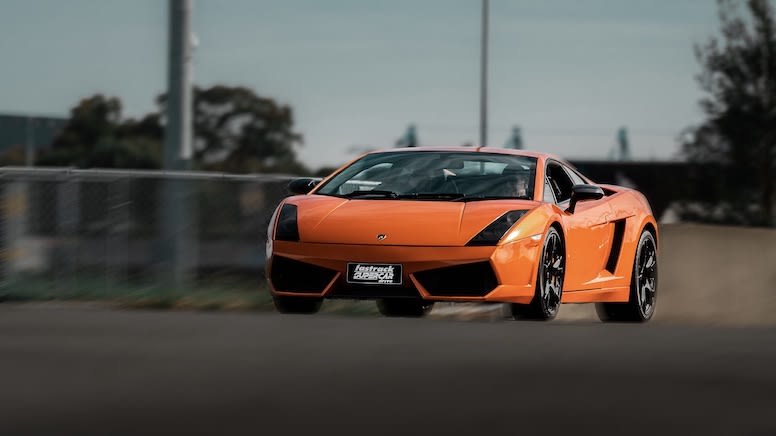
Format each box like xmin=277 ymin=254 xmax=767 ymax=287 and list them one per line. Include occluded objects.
xmin=567 ymin=184 xmax=604 ymax=214
xmin=287 ymin=178 xmax=321 ymax=195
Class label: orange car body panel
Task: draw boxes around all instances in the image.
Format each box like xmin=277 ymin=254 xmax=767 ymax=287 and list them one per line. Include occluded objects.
xmin=267 ymin=147 xmax=657 ymax=305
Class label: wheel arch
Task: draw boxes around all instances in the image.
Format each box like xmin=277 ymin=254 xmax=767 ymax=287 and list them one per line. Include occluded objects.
xmin=642 ymin=221 xmax=658 ymax=249
xmin=549 ymin=220 xmax=565 ymax=245
xmin=503 ymin=204 xmax=566 ymax=296
xmin=616 ymin=213 xmax=658 ymax=285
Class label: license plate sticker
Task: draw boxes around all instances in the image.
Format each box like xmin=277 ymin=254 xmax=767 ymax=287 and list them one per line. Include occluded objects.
xmin=346 ymin=263 xmax=403 ymax=285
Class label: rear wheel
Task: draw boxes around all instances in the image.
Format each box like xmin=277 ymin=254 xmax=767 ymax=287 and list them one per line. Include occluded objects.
xmin=272 ymin=295 xmax=322 ymax=314
xmin=511 ymin=227 xmax=565 ymax=321
xmin=596 ymin=229 xmax=657 ymax=323
xmin=377 ymin=299 xmax=434 ymax=318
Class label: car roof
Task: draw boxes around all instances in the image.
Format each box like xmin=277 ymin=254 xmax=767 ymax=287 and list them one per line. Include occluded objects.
xmin=366 ymin=146 xmax=564 ymax=163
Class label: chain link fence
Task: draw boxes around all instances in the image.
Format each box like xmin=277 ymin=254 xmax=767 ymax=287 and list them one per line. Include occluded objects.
xmin=0 ymin=168 xmax=294 ymax=302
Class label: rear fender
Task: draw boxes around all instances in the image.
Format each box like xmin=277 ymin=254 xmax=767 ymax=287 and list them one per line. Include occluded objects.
xmin=615 ymin=193 xmax=658 ymax=285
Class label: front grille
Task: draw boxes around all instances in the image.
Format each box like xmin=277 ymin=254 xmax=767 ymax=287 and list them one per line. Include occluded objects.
xmin=270 ymin=256 xmax=337 ymax=293
xmin=414 ymin=261 xmax=498 ymax=297
xmin=328 ymin=284 xmax=421 ymax=300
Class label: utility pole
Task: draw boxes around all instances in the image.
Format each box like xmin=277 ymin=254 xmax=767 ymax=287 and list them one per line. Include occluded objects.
xmin=159 ymin=0 xmax=194 ymax=288
xmin=479 ymin=0 xmax=489 ymax=148
xmin=165 ymin=0 xmax=193 ymax=169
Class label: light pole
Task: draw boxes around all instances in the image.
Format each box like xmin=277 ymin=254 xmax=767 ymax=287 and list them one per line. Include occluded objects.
xmin=165 ymin=0 xmax=193 ymax=169
xmin=479 ymin=0 xmax=489 ymax=148
xmin=159 ymin=0 xmax=194 ymax=288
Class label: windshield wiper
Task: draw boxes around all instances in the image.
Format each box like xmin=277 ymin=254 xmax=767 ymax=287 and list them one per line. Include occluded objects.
xmin=344 ymin=190 xmax=399 ymax=199
xmin=455 ymin=195 xmax=532 ymax=202
xmin=396 ymin=193 xmax=466 ymax=200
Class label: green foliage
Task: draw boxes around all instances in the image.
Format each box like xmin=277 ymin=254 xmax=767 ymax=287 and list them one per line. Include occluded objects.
xmin=37 ymin=86 xmax=310 ymax=175
xmin=160 ymin=85 xmax=309 ymax=174
xmin=684 ymin=0 xmax=776 ymax=226
xmin=36 ymin=95 xmax=162 ymax=168
xmin=54 ymin=95 xmax=123 ymax=151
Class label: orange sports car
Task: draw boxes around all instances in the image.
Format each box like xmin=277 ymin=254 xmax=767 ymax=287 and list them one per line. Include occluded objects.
xmin=266 ymin=147 xmax=658 ymax=322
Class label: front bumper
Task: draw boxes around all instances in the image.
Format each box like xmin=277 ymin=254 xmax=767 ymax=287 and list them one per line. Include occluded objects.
xmin=267 ymin=239 xmax=542 ymax=304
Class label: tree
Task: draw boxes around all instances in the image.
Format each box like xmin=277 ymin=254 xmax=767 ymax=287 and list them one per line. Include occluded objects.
xmin=39 ymin=86 xmax=309 ymax=174
xmin=684 ymin=0 xmax=776 ymax=226
xmin=37 ymin=95 xmax=162 ymax=169
xmin=157 ymin=85 xmax=308 ymax=174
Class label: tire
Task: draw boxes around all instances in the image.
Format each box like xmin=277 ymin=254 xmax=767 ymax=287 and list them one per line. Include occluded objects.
xmin=377 ymin=299 xmax=434 ymax=318
xmin=511 ymin=226 xmax=565 ymax=321
xmin=596 ymin=229 xmax=657 ymax=323
xmin=272 ymin=295 xmax=322 ymax=314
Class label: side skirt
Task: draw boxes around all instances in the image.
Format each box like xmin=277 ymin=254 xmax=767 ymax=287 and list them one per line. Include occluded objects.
xmin=561 ymin=286 xmax=630 ymax=303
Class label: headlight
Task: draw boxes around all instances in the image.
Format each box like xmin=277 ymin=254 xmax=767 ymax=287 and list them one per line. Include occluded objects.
xmin=275 ymin=204 xmax=300 ymax=242
xmin=466 ymin=210 xmax=527 ymax=246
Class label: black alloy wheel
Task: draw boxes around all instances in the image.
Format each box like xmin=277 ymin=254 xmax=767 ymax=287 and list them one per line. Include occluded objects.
xmin=511 ymin=227 xmax=565 ymax=321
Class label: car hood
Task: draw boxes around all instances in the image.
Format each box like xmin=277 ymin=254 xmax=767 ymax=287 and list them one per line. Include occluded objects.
xmin=287 ymin=195 xmax=539 ymax=246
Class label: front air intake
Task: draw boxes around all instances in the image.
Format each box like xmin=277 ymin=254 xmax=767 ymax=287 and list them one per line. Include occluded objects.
xmin=414 ymin=261 xmax=498 ymax=297
xmin=270 ymin=256 xmax=337 ymax=293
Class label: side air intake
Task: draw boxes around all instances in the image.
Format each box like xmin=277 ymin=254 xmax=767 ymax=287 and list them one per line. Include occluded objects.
xmin=414 ymin=261 xmax=498 ymax=297
xmin=605 ymin=219 xmax=627 ymax=273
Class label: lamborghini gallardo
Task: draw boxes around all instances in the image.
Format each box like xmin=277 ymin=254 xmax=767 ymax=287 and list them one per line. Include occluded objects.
xmin=266 ymin=147 xmax=658 ymax=322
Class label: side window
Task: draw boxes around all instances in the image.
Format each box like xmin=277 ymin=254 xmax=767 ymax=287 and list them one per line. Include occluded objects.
xmin=546 ymin=162 xmax=574 ymax=203
xmin=543 ymin=178 xmax=555 ymax=203
xmin=564 ymin=165 xmax=586 ymax=186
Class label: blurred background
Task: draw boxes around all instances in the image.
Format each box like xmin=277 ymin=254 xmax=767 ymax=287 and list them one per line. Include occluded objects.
xmin=0 ymin=0 xmax=774 ymax=319
xmin=1 ymin=2 xmax=776 ymax=435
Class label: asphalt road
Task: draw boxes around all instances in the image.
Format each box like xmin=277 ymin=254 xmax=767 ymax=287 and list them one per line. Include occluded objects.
xmin=1 ymin=303 xmax=775 ymax=436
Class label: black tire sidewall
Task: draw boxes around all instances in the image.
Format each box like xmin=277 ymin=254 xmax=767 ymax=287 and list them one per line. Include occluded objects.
xmin=537 ymin=227 xmax=563 ymax=319
xmin=631 ymin=230 xmax=657 ymax=321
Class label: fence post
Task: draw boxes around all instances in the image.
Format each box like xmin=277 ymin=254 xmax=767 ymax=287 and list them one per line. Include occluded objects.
xmin=107 ymin=177 xmax=130 ymax=293
xmin=157 ymin=177 xmax=196 ymax=290
xmin=56 ymin=175 xmax=80 ymax=295
xmin=1 ymin=180 xmax=31 ymax=291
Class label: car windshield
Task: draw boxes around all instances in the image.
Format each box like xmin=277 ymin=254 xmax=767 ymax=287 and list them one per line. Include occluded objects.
xmin=315 ymin=151 xmax=537 ymax=201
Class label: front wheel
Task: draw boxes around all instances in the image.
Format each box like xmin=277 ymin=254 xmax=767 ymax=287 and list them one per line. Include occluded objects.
xmin=596 ymin=229 xmax=657 ymax=323
xmin=511 ymin=227 xmax=565 ymax=321
xmin=272 ymin=295 xmax=322 ymax=314
xmin=377 ymin=299 xmax=434 ymax=318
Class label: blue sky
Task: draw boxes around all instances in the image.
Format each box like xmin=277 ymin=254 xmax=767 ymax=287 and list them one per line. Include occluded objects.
xmin=0 ymin=0 xmax=720 ymax=167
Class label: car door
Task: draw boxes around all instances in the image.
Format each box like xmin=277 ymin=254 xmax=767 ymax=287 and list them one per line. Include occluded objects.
xmin=545 ymin=161 xmax=613 ymax=291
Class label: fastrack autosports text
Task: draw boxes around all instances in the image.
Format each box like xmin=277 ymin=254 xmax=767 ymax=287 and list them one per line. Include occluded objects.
xmin=347 ymin=264 xmax=402 ymax=285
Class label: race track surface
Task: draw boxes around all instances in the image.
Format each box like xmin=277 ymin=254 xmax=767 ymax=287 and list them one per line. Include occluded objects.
xmin=1 ymin=303 xmax=775 ymax=436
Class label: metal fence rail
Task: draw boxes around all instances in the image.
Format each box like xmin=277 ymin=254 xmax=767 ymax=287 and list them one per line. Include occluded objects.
xmin=0 ymin=167 xmax=294 ymax=296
